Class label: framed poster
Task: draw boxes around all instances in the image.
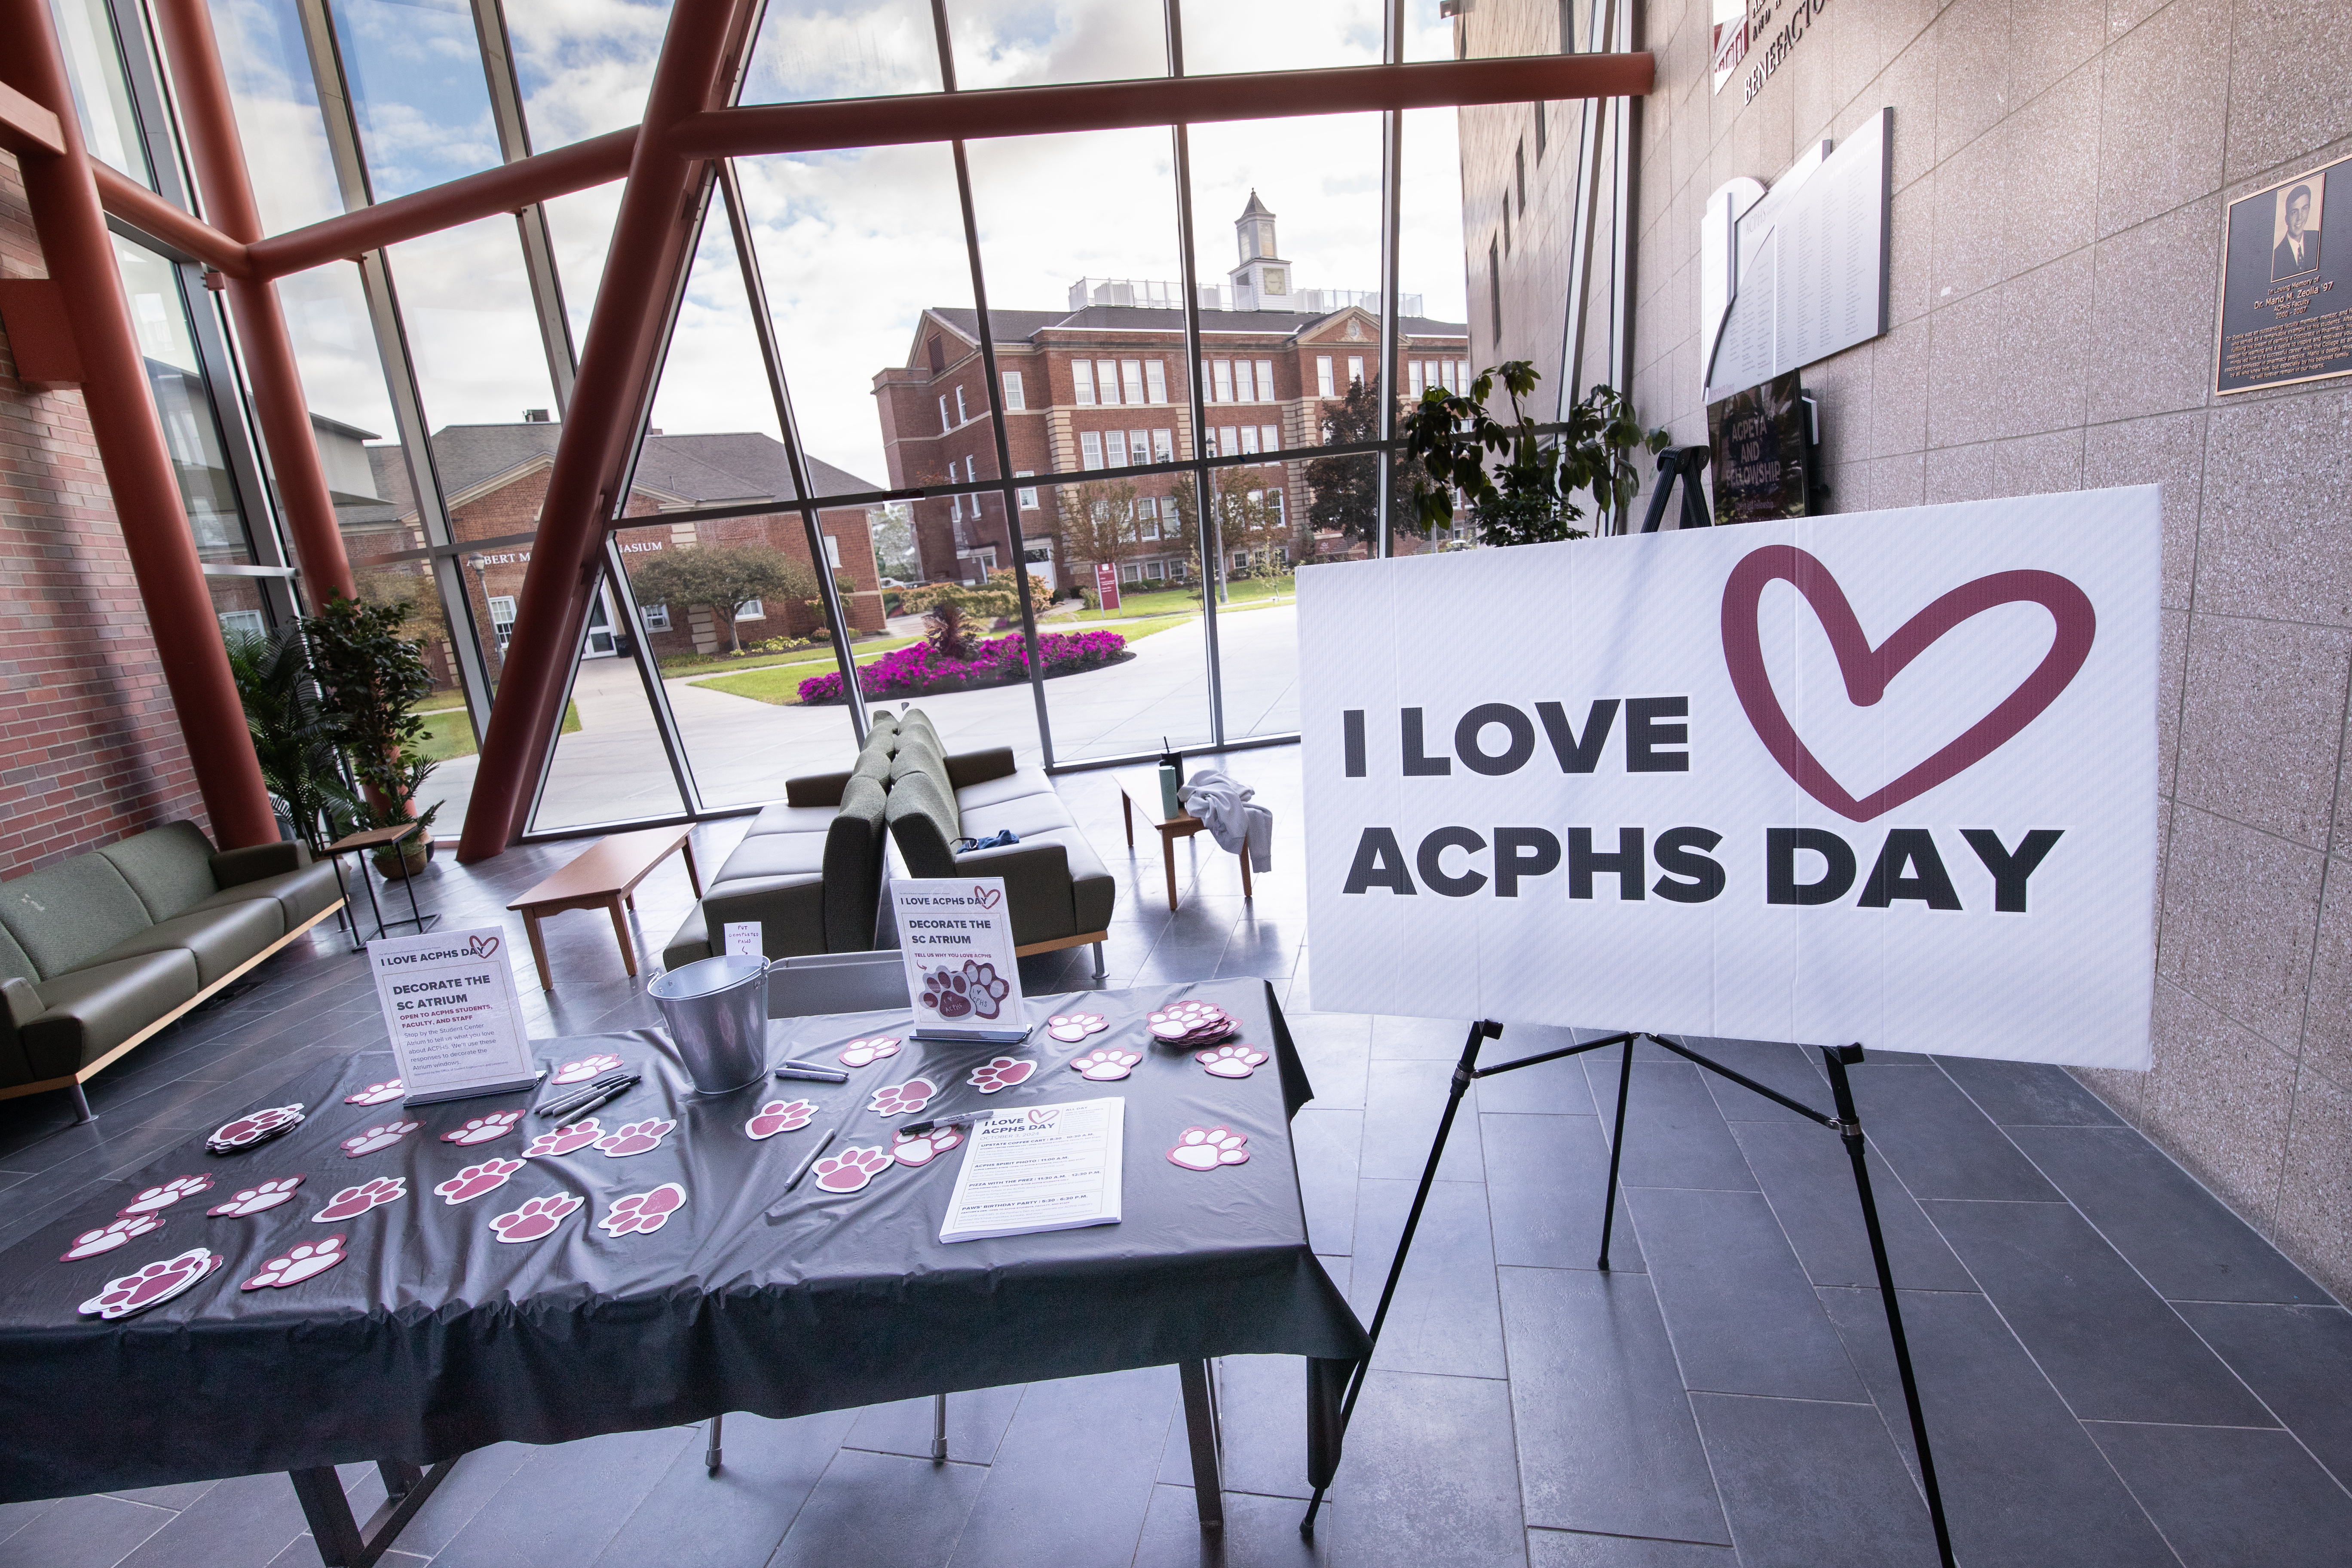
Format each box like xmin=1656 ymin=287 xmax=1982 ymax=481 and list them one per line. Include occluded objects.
xmin=2215 ymin=155 xmax=2350 ymax=394
xmin=1707 ymin=372 xmax=1811 ymax=525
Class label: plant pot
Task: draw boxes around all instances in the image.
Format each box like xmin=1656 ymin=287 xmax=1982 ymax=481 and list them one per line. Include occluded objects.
xmin=371 ymin=835 xmax=432 ymax=880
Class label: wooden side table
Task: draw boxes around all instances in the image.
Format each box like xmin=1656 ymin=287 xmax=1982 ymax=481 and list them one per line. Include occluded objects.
xmin=324 ymin=822 xmax=438 ymax=949
xmin=1115 ymin=769 xmax=1253 ymax=913
xmin=506 ymin=826 xmax=703 ymax=991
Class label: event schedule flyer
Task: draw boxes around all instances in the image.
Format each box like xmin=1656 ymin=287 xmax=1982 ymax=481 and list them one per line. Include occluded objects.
xmin=367 ymin=928 xmax=540 ymax=1103
xmin=939 ymin=1098 xmax=1124 ymax=1243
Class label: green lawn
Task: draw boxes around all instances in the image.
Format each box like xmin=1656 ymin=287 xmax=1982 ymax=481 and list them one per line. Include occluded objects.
xmin=691 ymin=614 xmax=1193 ymax=707
xmin=654 ymin=632 xmax=911 ymax=680
xmin=1061 ymin=573 xmax=1296 ymax=622
xmin=413 ymin=699 xmax=579 ymax=763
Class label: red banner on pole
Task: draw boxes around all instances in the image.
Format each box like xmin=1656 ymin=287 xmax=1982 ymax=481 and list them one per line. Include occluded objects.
xmin=1095 ymin=562 xmax=1121 ymax=612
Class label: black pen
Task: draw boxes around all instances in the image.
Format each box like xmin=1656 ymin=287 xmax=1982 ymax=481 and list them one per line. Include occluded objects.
xmin=542 ymin=1074 xmax=639 ymax=1122
xmin=774 ymin=1058 xmax=850 ymax=1084
xmin=783 ymin=1129 xmax=836 ymax=1195
xmin=536 ymin=1069 xmax=631 ymax=1117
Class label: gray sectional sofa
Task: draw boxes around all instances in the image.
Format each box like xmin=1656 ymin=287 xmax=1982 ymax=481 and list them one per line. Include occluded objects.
xmin=0 ymin=822 xmax=345 ymax=1120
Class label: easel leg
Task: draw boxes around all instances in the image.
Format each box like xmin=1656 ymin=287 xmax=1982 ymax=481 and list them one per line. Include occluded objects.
xmin=1822 ymin=1047 xmax=1956 ymax=1568
xmin=1596 ymin=1035 xmax=1635 ymax=1270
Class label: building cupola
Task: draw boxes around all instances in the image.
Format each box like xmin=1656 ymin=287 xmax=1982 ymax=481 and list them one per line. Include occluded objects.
xmin=1229 ymin=190 xmax=1293 ymax=311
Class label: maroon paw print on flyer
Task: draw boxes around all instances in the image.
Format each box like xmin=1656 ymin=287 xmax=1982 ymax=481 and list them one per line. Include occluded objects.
xmin=208 ymin=1176 xmax=304 ymax=1217
xmin=1167 ymin=1127 xmax=1250 ymax=1171
xmin=837 ymin=1036 xmax=901 ymax=1068
xmin=594 ymin=1118 xmax=676 ymax=1158
xmin=919 ymin=965 xmax=973 ymax=1020
xmin=890 ymin=1124 xmax=964 ymax=1168
xmin=745 ymin=1099 xmax=817 ymax=1140
xmin=60 ymin=1213 xmax=162 ymax=1262
xmin=523 ymin=1119 xmax=601 ymax=1158
xmin=340 ymin=1120 xmax=421 ymax=1158
xmin=960 ymin=960 xmax=1011 ymax=1020
xmin=344 ymin=1079 xmax=404 ymax=1106
xmin=1045 ymin=1013 xmax=1109 ymax=1043
xmin=1070 ymin=1047 xmax=1142 ymax=1082
xmin=551 ymin=1053 xmax=623 ymax=1085
xmin=1195 ymin=1044 xmax=1269 ymax=1079
xmin=241 ymin=1234 xmax=347 ymax=1291
xmin=441 ymin=1112 xmax=522 ymax=1147
xmin=967 ymin=1057 xmax=1035 ymax=1094
xmin=118 ymin=1174 xmax=214 ymax=1216
xmin=867 ymin=1079 xmax=937 ymax=1117
xmin=812 ymin=1146 xmax=891 ymax=1193
xmin=79 ymin=1247 xmax=221 ymax=1320
xmin=597 ymin=1182 xmax=687 ymax=1237
xmin=489 ymin=1192 xmax=582 ymax=1243
xmin=312 ymin=1176 xmax=406 ymax=1222
xmin=434 ymin=1158 xmax=524 ymax=1205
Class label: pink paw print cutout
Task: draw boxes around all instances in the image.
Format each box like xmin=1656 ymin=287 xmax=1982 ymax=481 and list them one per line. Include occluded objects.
xmin=745 ymin=1099 xmax=817 ymax=1140
xmin=79 ymin=1247 xmax=221 ymax=1319
xmin=60 ymin=1213 xmax=162 ymax=1262
xmin=594 ymin=1118 xmax=677 ymax=1158
xmin=1070 ymin=1047 xmax=1142 ymax=1082
xmin=341 ymin=1120 xmax=421 ymax=1158
xmin=208 ymin=1177 xmax=305 ymax=1217
xmin=1195 ymin=1044 xmax=1269 ymax=1079
xmin=441 ymin=1111 xmax=522 ymax=1146
xmin=118 ymin=1174 xmax=213 ymax=1216
xmin=867 ymin=1079 xmax=937 ymax=1117
xmin=598 ymin=1182 xmax=687 ymax=1236
xmin=836 ymin=1036 xmax=901 ymax=1069
xmin=207 ymin=1103 xmax=305 ymax=1153
xmin=524 ymin=1119 xmax=602 ymax=1157
xmin=1045 ymin=1012 xmax=1109 ymax=1044
xmin=344 ymin=1079 xmax=404 ymax=1106
xmin=241 ymin=1234 xmax=347 ymax=1291
xmin=1167 ymin=1127 xmax=1250 ymax=1171
xmin=967 ymin=1057 xmax=1035 ymax=1094
xmin=489 ymin=1192 xmax=583 ymax=1243
xmin=312 ymin=1176 xmax=406 ymax=1221
xmin=812 ymin=1145 xmax=891 ymax=1192
xmin=551 ymin=1053 xmax=624 ymax=1085
xmin=891 ymin=1124 xmax=965 ymax=1168
xmin=435 ymin=1159 xmax=524 ymax=1205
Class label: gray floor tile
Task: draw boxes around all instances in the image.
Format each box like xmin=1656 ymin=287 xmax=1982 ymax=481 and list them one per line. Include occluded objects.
xmin=1292 ymin=1108 xmax=1361 ymax=1256
xmin=1369 ymin=1014 xmax=1474 ymax=1060
xmin=1674 ymin=1038 xmax=1832 ymax=1126
xmin=364 ymin=1442 xmax=535 ymax=1558
xmin=1332 ymin=1371 xmax=1524 ymax=1568
xmin=1157 ymin=1355 xmax=1315 ymax=1501
xmin=1283 ymin=1013 xmax=1370 ymax=1110
xmin=429 ymin=1425 xmax=696 ymax=1568
xmin=953 ymin=1369 xmax=1172 ymax=1567
xmin=1133 ymin=1484 xmax=1332 ymax=1567
xmin=1932 ymin=1057 xmax=2124 ymax=1127
xmin=0 ymin=1492 xmax=171 ymax=1568
xmin=846 ymin=1384 xmax=1025 ymax=1466
xmin=1348 ymin=1178 xmax=1507 ymax=1377
xmin=587 ymin=1411 xmax=853 ymax=1568
xmin=1360 ymin=1060 xmax=1484 ymax=1182
xmin=114 ymin=1470 xmax=309 ymax=1568
xmin=1730 ymin=1121 xmax=1973 ymax=1291
xmin=0 ymin=1498 xmax=58 ymax=1548
xmin=1499 ymin=1266 xmax=1729 ymax=1544
xmin=2174 ymin=1302 xmax=2352 ymax=1490
xmin=1690 ymin=1393 xmax=1940 ymax=1568
xmin=1525 ymin=1531 xmax=1736 ymax=1565
xmin=1482 ymin=1113 xmax=1643 ymax=1272
xmin=1473 ymin=1038 xmax=1614 ymax=1115
xmin=1844 ymin=1066 xmax=2057 ymax=1201
xmin=1583 ymin=1060 xmax=1758 ymax=1192
xmin=1629 ymin=1186 xmax=1866 ymax=1401
xmin=2088 ymin=1422 xmax=2352 ymax=1568
xmin=767 ymin=1447 xmax=987 ymax=1568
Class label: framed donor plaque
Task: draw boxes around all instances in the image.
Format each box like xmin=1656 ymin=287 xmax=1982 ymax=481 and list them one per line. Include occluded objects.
xmin=2216 ymin=155 xmax=2351 ymax=394
xmin=1707 ymin=371 xmax=1813 ymax=525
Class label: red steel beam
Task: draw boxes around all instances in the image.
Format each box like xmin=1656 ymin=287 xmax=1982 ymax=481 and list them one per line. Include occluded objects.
xmin=0 ymin=76 xmax=66 ymax=155
xmin=91 ymin=162 xmax=251 ymax=276
xmin=150 ymin=0 xmax=355 ymax=604
xmin=0 ymin=0 xmax=279 ymax=847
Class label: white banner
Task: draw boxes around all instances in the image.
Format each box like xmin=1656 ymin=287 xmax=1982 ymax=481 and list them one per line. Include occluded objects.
xmin=1299 ymin=489 xmax=2160 ymax=1069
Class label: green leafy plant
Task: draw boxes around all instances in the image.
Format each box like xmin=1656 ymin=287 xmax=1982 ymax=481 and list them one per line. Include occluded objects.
xmin=925 ymin=599 xmax=977 ymax=660
xmin=628 ymin=542 xmax=816 ymax=653
xmin=306 ymin=591 xmax=441 ymax=848
xmin=224 ymin=625 xmax=359 ymax=855
xmin=1400 ymin=361 xmax=1669 ymax=545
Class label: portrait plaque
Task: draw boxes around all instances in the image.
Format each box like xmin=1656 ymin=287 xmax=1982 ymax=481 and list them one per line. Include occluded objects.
xmin=2216 ymin=156 xmax=2350 ymax=395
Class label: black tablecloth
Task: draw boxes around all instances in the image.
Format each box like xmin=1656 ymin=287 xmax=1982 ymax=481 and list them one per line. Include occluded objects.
xmin=0 ymin=979 xmax=1362 ymax=1501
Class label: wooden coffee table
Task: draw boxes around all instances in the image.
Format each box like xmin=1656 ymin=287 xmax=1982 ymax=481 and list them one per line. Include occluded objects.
xmin=1115 ymin=768 xmax=1253 ymax=912
xmin=507 ymin=826 xmax=702 ymax=990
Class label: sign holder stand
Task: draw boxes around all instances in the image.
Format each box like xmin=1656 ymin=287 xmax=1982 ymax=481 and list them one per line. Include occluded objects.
xmin=1298 ymin=1021 xmax=1957 ymax=1568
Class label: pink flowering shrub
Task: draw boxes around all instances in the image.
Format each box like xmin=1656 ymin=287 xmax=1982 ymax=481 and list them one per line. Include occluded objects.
xmin=800 ymin=630 xmax=1126 ymax=704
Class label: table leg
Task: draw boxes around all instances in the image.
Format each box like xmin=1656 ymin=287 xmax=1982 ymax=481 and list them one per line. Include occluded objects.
xmin=607 ymin=898 xmax=638 ymax=977
xmin=1306 ymin=1357 xmax=1348 ymax=1489
xmin=1122 ymin=791 xmax=1134 ymax=848
xmin=681 ymin=837 xmax=704 ymax=897
xmin=1179 ymin=1358 xmax=1224 ymax=1529
xmin=1162 ymin=827 xmax=1179 ymax=913
xmin=288 ymin=1456 xmax=456 ymax=1568
xmin=931 ymin=1392 xmax=949 ymax=1462
xmin=522 ymin=911 xmax=553 ymax=992
xmin=359 ymin=852 xmax=388 ymax=943
xmin=1240 ymin=848 xmax=1253 ymax=900
xmin=705 ymin=1412 xmax=723 ymax=1475
xmin=326 ymin=854 xmax=359 ymax=952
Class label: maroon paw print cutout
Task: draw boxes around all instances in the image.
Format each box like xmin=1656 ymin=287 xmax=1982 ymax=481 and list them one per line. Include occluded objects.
xmin=207 ymin=1103 xmax=305 ymax=1153
xmin=441 ymin=1112 xmax=522 ymax=1147
xmin=919 ymin=965 xmax=973 ymax=1020
xmin=242 ymin=1234 xmax=347 ymax=1291
xmin=61 ymin=1213 xmax=162 ymax=1262
xmin=1167 ymin=1127 xmax=1250 ymax=1171
xmin=523 ymin=1118 xmax=601 ymax=1158
xmin=344 ymin=1079 xmax=404 ymax=1106
xmin=967 ymin=1057 xmax=1035 ymax=1094
xmin=1195 ymin=1044 xmax=1269 ymax=1079
xmin=551 ymin=1053 xmax=623 ymax=1085
xmin=118 ymin=1174 xmax=214 ymax=1216
xmin=312 ymin=1176 xmax=406 ymax=1222
xmin=745 ymin=1099 xmax=818 ymax=1140
xmin=867 ymin=1079 xmax=937 ymax=1118
xmin=812 ymin=1146 xmax=892 ymax=1193
xmin=79 ymin=1247 xmax=221 ymax=1319
xmin=208 ymin=1176 xmax=304 ymax=1217
xmin=1070 ymin=1047 xmax=1141 ymax=1082
xmin=1045 ymin=1013 xmax=1109 ymax=1043
xmin=489 ymin=1192 xmax=582 ymax=1243
xmin=434 ymin=1158 xmax=524 ymax=1205
xmin=597 ymin=1182 xmax=687 ymax=1237
xmin=960 ymin=960 xmax=1012 ymax=1020
xmin=341 ymin=1120 xmax=421 ymax=1158
xmin=594 ymin=1118 xmax=676 ymax=1158
xmin=837 ymin=1036 xmax=901 ymax=1068
xmin=890 ymin=1124 xmax=964 ymax=1168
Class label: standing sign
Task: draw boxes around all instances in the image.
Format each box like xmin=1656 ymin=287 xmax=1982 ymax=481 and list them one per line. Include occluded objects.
xmin=892 ymin=878 xmax=1028 ymax=1041
xmin=2215 ymin=154 xmax=2350 ymax=394
xmin=1094 ymin=561 xmax=1121 ymax=612
xmin=368 ymin=928 xmax=540 ymax=1102
xmin=1298 ymin=488 xmax=2161 ymax=1070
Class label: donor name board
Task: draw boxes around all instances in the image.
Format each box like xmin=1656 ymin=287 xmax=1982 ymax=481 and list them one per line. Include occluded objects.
xmin=1298 ymin=488 xmax=2159 ymax=1070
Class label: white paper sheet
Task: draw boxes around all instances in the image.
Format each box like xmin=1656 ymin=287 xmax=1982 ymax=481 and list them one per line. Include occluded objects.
xmin=938 ymin=1097 xmax=1124 ymax=1244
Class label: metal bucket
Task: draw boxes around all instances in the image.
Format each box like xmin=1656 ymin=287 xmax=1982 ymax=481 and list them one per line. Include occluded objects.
xmin=647 ymin=955 xmax=770 ymax=1094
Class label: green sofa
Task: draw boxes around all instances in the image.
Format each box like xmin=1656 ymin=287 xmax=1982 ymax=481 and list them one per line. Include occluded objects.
xmin=0 ymin=822 xmax=346 ymax=1121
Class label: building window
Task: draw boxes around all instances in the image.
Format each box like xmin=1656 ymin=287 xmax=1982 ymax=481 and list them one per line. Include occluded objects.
xmin=1317 ymin=355 xmax=1335 ymax=398
xmin=1502 ymin=192 xmax=1511 ymax=254
xmin=1138 ymin=499 xmax=1161 ymax=540
xmin=1489 ymin=240 xmax=1502 ymax=337
xmin=1213 ymin=359 xmax=1235 ymax=403
xmin=967 ymin=547 xmax=998 ymax=571
xmin=1233 ymin=358 xmax=1254 ymax=402
xmin=489 ymin=594 xmax=517 ymax=649
xmin=1094 ymin=359 xmax=1118 ymax=404
xmin=1260 ymin=424 xmax=1279 ymax=453
xmin=641 ymin=603 xmax=671 ymax=631
xmin=938 ymin=394 xmax=950 ymax=432
xmin=1153 ymin=429 xmax=1174 ymax=462
xmin=1145 ymin=360 xmax=1167 ymax=402
xmin=955 ymin=386 xmax=968 ymax=423
xmin=1219 ymin=425 xmax=1239 ymax=456
xmin=824 ymin=535 xmax=842 ymax=568
xmin=1016 ymin=469 xmax=1038 ymax=509
xmin=1106 ymin=430 xmax=1129 ymax=466
xmin=1255 ymin=358 xmax=1274 ymax=401
xmin=1120 ymin=359 xmax=1145 ymax=404
xmin=1346 ymin=356 xmax=1364 ymax=389
xmin=1239 ymin=425 xmax=1260 ymax=454
xmin=1516 ymin=140 xmax=1527 ymax=213
xmin=1001 ymin=370 xmax=1024 ymax=410
xmin=217 ymin=608 xmax=266 ymax=640
xmin=1122 ymin=561 xmax=1143 ymax=583
xmin=967 ymin=455 xmax=980 ymax=483
xmin=1410 ymin=361 xmax=1425 ymax=396
xmin=1146 ymin=558 xmax=1165 ymax=579
xmin=1073 ymin=360 xmax=1096 ymax=405
xmin=1456 ymin=358 xmax=1470 ymax=389
xmin=737 ymin=598 xmax=764 ymax=620
xmin=1534 ymin=101 xmax=1547 ymax=159
xmin=1081 ymin=431 xmax=1104 ymax=468
xmin=1129 ymin=429 xmax=1148 ymax=467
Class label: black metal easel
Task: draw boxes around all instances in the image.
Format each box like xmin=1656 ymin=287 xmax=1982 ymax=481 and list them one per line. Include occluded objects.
xmin=1298 ymin=1022 xmax=1956 ymax=1568
xmin=1638 ymin=444 xmax=1713 ymax=533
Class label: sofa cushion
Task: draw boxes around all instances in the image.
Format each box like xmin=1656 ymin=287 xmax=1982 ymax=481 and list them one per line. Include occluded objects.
xmin=821 ymin=775 xmax=889 ymax=952
xmin=896 ymin=707 xmax=938 ymax=745
xmin=953 ymin=767 xmax=1060 ymax=813
xmin=210 ymin=841 xmax=308 ymax=888
xmin=91 ymin=897 xmax=284 ymax=987
xmin=961 ymin=826 xmax=1115 ymax=938
xmin=960 ymin=792 xmax=1088 ymax=842
xmin=0 ymin=855 xmax=156 ymax=980
xmin=185 ymin=860 xmax=343 ymax=930
xmin=885 ymin=769 xmax=962 ymax=878
xmin=945 ymin=747 xmax=1019 ymax=790
xmin=21 ymin=950 xmax=200 ymax=1078
xmin=699 ymin=875 xmax=828 ymax=959
xmin=97 ymin=821 xmax=223 ymax=922
xmin=742 ymin=802 xmax=838 ymax=839
xmin=888 ymin=746 xmax=960 ymax=839
xmin=716 ymin=830 xmax=827 ymax=883
xmin=0 ymin=922 xmax=35 ymax=988
xmin=662 ymin=904 xmax=714 ymax=971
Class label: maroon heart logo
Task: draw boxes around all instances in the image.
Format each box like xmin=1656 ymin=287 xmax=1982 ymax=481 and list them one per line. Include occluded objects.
xmin=973 ymin=885 xmax=1003 ymax=910
xmin=465 ymin=934 xmax=502 ymax=960
xmin=1720 ymin=545 xmax=2096 ymax=822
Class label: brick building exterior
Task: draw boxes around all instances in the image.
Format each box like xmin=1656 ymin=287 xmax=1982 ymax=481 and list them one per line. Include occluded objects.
xmin=874 ymin=196 xmax=1468 ymax=591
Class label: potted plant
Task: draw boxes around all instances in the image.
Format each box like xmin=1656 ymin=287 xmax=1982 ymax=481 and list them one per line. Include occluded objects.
xmin=224 ymin=624 xmax=359 ymax=856
xmin=1400 ymin=361 xmax=1669 ymax=543
xmin=306 ymin=591 xmax=441 ymax=879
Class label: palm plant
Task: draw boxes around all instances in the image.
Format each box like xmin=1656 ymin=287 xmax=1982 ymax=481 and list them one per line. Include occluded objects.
xmin=224 ymin=626 xmax=359 ymax=856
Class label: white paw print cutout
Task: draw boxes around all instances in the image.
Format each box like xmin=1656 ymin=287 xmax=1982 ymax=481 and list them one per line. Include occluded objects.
xmin=551 ymin=1053 xmax=624 ymax=1085
xmin=434 ymin=1159 xmax=524 ymax=1205
xmin=79 ymin=1247 xmax=222 ymax=1319
xmin=867 ymin=1079 xmax=937 ymax=1117
xmin=598 ymin=1182 xmax=687 ymax=1237
xmin=745 ymin=1099 xmax=817 ymax=1140
xmin=1167 ymin=1126 xmax=1250 ymax=1171
xmin=890 ymin=1124 xmax=965 ymax=1168
xmin=207 ymin=1177 xmax=305 ymax=1217
xmin=489 ymin=1192 xmax=583 ymax=1243
xmin=594 ymin=1118 xmax=677 ymax=1158
xmin=340 ymin=1120 xmax=421 ymax=1158
xmin=343 ymin=1079 xmax=404 ymax=1106
xmin=60 ymin=1213 xmax=162 ymax=1262
xmin=241 ymin=1234 xmax=347 ymax=1291
xmin=1044 ymin=1013 xmax=1109 ymax=1044
xmin=206 ymin=1103 xmax=305 ymax=1153
xmin=523 ymin=1119 xmax=601 ymax=1158
xmin=1070 ymin=1047 xmax=1142 ymax=1082
xmin=118 ymin=1174 xmax=214 ymax=1216
xmin=312 ymin=1176 xmax=406 ymax=1221
xmin=1195 ymin=1044 xmax=1269 ymax=1079
xmin=811 ymin=1145 xmax=892 ymax=1193
xmin=966 ymin=1057 xmax=1035 ymax=1094
xmin=440 ymin=1111 xmax=522 ymax=1146
xmin=836 ymin=1036 xmax=902 ymax=1069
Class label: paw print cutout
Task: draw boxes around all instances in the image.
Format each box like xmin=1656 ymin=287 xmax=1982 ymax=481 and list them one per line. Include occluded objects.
xmin=812 ymin=1145 xmax=892 ymax=1193
xmin=890 ymin=1123 xmax=965 ymax=1168
xmin=1195 ymin=1044 xmax=1269 ymax=1079
xmin=60 ymin=1213 xmax=162 ymax=1262
xmin=867 ymin=1078 xmax=937 ymax=1117
xmin=118 ymin=1174 xmax=214 ymax=1216
xmin=434 ymin=1158 xmax=524 ymax=1205
xmin=967 ymin=1057 xmax=1035 ymax=1094
xmin=919 ymin=965 xmax=972 ymax=1019
xmin=1167 ymin=1127 xmax=1250 ymax=1171
xmin=208 ymin=1177 xmax=305 ymax=1217
xmin=594 ymin=1118 xmax=677 ymax=1158
xmin=241 ymin=1234 xmax=347 ymax=1291
xmin=1045 ymin=1012 xmax=1109 ymax=1043
xmin=745 ymin=1099 xmax=817 ymax=1140
xmin=597 ymin=1182 xmax=687 ymax=1237
xmin=340 ymin=1120 xmax=421 ymax=1158
xmin=523 ymin=1119 xmax=601 ymax=1158
xmin=1070 ymin=1047 xmax=1142 ymax=1082
xmin=551 ymin=1053 xmax=624 ymax=1085
xmin=837 ymin=1036 xmax=902 ymax=1069
xmin=440 ymin=1111 xmax=522 ymax=1146
xmin=312 ymin=1176 xmax=406 ymax=1221
xmin=343 ymin=1079 xmax=404 ymax=1106
xmin=207 ymin=1103 xmax=305 ymax=1152
xmin=489 ymin=1192 xmax=583 ymax=1243
xmin=79 ymin=1247 xmax=221 ymax=1320
xmin=961 ymin=960 xmax=1012 ymax=1020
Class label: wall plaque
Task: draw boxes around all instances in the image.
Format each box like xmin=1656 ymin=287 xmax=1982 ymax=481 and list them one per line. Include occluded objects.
xmin=1707 ymin=372 xmax=1810 ymax=525
xmin=2216 ymin=156 xmax=2350 ymax=395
